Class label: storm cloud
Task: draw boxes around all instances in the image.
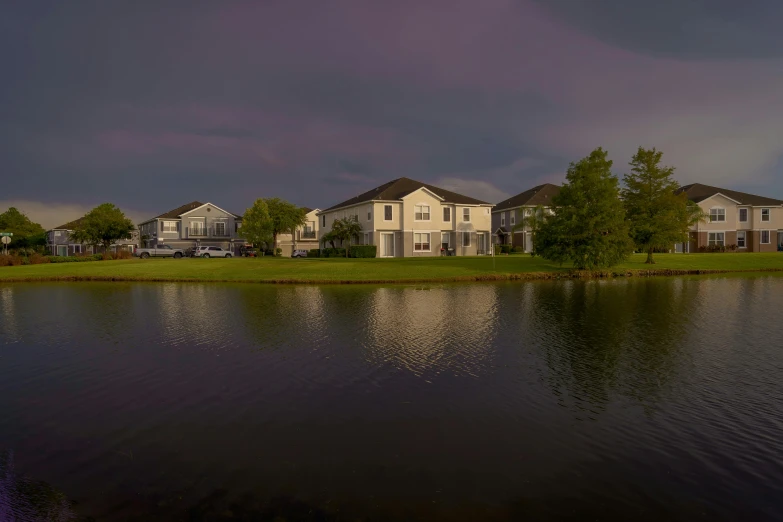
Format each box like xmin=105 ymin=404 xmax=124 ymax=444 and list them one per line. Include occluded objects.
xmin=1 ymin=0 xmax=782 ymax=224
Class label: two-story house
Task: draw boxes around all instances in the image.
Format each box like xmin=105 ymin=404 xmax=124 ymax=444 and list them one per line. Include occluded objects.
xmin=137 ymin=201 xmax=245 ymax=254
xmin=47 ymin=218 xmax=139 ymax=256
xmin=492 ymin=183 xmax=561 ymax=252
xmin=676 ymin=183 xmax=783 ymax=252
xmin=276 ymin=208 xmax=321 ymax=256
xmin=316 ymin=177 xmax=494 ymax=257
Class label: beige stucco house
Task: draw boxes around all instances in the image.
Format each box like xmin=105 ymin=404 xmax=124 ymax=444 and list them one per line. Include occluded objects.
xmin=276 ymin=207 xmax=321 ymax=256
xmin=317 ymin=177 xmax=494 ymax=257
xmin=677 ymin=183 xmax=783 ymax=252
xmin=492 ymin=183 xmax=561 ymax=252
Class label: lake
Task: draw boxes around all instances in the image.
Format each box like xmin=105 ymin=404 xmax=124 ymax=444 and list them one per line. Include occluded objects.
xmin=1 ymin=277 xmax=782 ymax=521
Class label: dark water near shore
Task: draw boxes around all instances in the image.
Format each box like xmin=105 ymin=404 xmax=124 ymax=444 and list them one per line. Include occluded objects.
xmin=1 ymin=277 xmax=782 ymax=521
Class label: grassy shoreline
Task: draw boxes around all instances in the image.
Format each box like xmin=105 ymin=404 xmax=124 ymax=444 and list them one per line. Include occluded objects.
xmin=1 ymin=253 xmax=783 ymax=284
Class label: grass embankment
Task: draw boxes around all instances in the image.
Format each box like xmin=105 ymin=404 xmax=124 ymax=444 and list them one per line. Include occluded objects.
xmin=1 ymin=253 xmax=783 ymax=284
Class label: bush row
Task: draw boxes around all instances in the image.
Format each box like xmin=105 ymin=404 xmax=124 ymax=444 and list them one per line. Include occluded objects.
xmin=698 ymin=244 xmax=739 ymax=253
xmin=494 ymin=245 xmax=525 ymax=254
xmin=0 ymin=250 xmax=134 ymax=267
xmin=309 ymin=246 xmax=378 ymax=258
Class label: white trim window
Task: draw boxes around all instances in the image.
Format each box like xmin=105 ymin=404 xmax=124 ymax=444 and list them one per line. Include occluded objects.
xmin=709 ymin=208 xmax=725 ymax=222
xmin=367 ymin=208 xmax=372 ymax=221
xmin=364 ymin=232 xmax=372 ymax=245
xmin=463 ymin=208 xmax=471 ymax=222
xmin=384 ymin=205 xmax=393 ymax=221
xmin=739 ymin=208 xmax=748 ymax=223
xmin=761 ymin=208 xmax=771 ymax=222
xmin=414 ymin=204 xmax=431 ymax=221
xmin=214 ymin=221 xmax=226 ymax=236
xmin=443 ymin=207 xmax=451 ymax=222
xmin=162 ymin=221 xmax=178 ymax=232
xmin=414 ymin=232 xmax=430 ymax=252
xmin=54 ymin=231 xmax=62 ymax=237
xmin=708 ymin=232 xmax=725 ymax=246
xmin=761 ymin=230 xmax=771 ymax=244
xmin=510 ymin=213 xmax=516 ymax=226
xmin=501 ymin=214 xmax=505 ymax=227
xmin=737 ymin=230 xmax=746 ymax=248
xmin=462 ymin=231 xmax=471 ymax=247
xmin=73 ymin=244 xmax=81 ymax=254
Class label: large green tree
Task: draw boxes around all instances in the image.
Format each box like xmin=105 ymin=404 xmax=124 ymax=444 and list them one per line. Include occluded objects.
xmin=0 ymin=207 xmax=46 ymax=249
xmin=533 ymin=147 xmax=634 ymax=270
xmin=264 ymin=198 xmax=307 ymax=254
xmin=241 ymin=199 xmax=274 ymax=250
xmin=68 ymin=203 xmax=135 ymax=251
xmin=622 ymin=147 xmax=703 ymax=264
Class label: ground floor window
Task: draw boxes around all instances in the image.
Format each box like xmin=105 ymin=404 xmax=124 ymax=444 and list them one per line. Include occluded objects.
xmin=737 ymin=231 xmax=746 ymax=248
xmin=441 ymin=232 xmax=450 ymax=250
xmin=761 ymin=230 xmax=770 ymax=244
xmin=414 ymin=233 xmax=430 ymax=251
xmin=73 ymin=244 xmax=81 ymax=254
xmin=364 ymin=232 xmax=372 ymax=245
xmin=708 ymin=232 xmax=724 ymax=247
xmin=462 ymin=232 xmax=471 ymax=247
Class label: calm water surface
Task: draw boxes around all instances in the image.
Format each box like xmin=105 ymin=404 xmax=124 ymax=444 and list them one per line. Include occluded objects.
xmin=1 ymin=277 xmax=782 ymax=521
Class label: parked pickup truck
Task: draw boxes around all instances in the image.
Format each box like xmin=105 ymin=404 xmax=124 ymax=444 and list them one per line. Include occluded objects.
xmin=134 ymin=244 xmax=185 ymax=259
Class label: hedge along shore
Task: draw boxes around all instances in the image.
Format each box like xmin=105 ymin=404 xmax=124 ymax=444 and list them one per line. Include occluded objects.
xmin=3 ymin=267 xmax=783 ymax=285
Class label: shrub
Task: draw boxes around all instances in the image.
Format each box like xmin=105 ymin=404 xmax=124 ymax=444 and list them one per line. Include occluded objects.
xmin=499 ymin=245 xmax=512 ymax=254
xmin=114 ymin=250 xmax=132 ymax=260
xmin=29 ymin=253 xmax=50 ymax=265
xmin=102 ymin=253 xmax=113 ymax=261
xmin=47 ymin=254 xmax=104 ymax=263
xmin=307 ymin=249 xmax=321 ymax=258
xmin=512 ymin=246 xmax=524 ymax=253
xmin=275 ymin=247 xmax=283 ymax=256
xmin=321 ymin=248 xmax=346 ymax=258
xmin=0 ymin=254 xmax=23 ymax=267
xmin=349 ymin=245 xmax=377 ymax=258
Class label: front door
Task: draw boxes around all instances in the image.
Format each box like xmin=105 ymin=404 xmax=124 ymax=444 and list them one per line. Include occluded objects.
xmin=381 ymin=233 xmax=395 ymax=257
xmin=477 ymin=233 xmax=486 ymax=255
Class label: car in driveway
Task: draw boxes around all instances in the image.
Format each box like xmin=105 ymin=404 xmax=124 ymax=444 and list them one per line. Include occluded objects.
xmin=291 ymin=249 xmax=309 ymax=258
xmin=134 ymin=244 xmax=185 ymax=258
xmin=195 ymin=246 xmax=233 ymax=258
xmin=240 ymin=246 xmax=257 ymax=257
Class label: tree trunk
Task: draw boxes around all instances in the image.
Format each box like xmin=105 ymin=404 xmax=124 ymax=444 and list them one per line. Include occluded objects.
xmin=272 ymin=232 xmax=278 ymax=256
xmin=646 ymin=247 xmax=655 ymax=264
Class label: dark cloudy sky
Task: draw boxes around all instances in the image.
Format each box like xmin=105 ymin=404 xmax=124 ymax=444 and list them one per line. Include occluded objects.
xmin=2 ymin=0 xmax=782 ymax=227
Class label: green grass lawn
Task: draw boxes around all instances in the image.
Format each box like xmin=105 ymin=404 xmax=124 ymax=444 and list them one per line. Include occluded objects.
xmin=2 ymin=253 xmax=783 ymax=283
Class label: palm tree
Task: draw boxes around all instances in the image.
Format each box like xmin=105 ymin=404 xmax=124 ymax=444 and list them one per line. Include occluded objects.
xmin=332 ymin=216 xmax=362 ymax=257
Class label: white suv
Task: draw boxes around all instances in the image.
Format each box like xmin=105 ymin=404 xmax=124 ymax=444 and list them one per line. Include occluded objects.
xmin=195 ymin=246 xmax=233 ymax=258
xmin=291 ymin=249 xmax=308 ymax=258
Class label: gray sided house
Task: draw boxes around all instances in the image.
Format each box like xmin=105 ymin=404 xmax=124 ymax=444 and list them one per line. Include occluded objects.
xmin=137 ymin=201 xmax=246 ymax=254
xmin=492 ymin=183 xmax=560 ymax=252
xmin=46 ymin=218 xmax=139 ymax=256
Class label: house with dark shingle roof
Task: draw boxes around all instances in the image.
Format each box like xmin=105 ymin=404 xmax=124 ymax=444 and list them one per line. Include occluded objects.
xmin=46 ymin=216 xmax=140 ymax=256
xmin=276 ymin=207 xmax=322 ymax=256
xmin=676 ymin=183 xmax=783 ymax=253
xmin=137 ymin=201 xmax=246 ymax=254
xmin=316 ymin=177 xmax=494 ymax=257
xmin=491 ymin=183 xmax=561 ymax=252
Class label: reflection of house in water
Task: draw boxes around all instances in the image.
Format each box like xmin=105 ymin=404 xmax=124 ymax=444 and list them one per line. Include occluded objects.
xmin=0 ymin=287 xmax=19 ymax=343
xmin=154 ymin=284 xmax=240 ymax=350
xmin=363 ymin=285 xmax=499 ymax=377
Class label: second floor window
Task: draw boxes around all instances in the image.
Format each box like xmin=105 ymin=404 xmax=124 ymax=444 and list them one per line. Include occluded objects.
xmin=463 ymin=208 xmax=471 ymax=222
xmin=501 ymin=214 xmax=505 ymax=227
xmin=162 ymin=221 xmax=177 ymax=232
xmin=709 ymin=208 xmax=725 ymax=222
xmin=384 ymin=205 xmax=393 ymax=221
xmin=762 ymin=208 xmax=770 ymax=222
xmin=214 ymin=222 xmax=226 ymax=236
xmin=443 ymin=207 xmax=451 ymax=222
xmin=414 ymin=204 xmax=430 ymax=221
xmin=739 ymin=208 xmax=748 ymax=222
xmin=510 ymin=213 xmax=515 ymax=226
xmin=322 ymin=215 xmax=326 ymax=227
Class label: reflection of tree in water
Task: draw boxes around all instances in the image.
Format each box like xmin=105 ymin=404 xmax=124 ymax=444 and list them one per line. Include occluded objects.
xmin=0 ymin=450 xmax=77 ymax=522
xmin=527 ymin=278 xmax=699 ymax=413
